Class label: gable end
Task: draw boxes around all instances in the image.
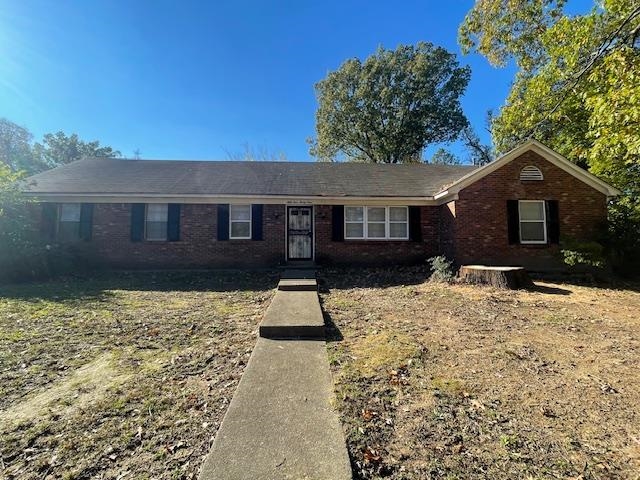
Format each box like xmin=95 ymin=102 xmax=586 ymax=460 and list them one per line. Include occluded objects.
xmin=434 ymin=139 xmax=620 ymax=201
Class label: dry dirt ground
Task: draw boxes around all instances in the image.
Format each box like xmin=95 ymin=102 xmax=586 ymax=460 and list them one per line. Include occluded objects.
xmin=0 ymin=271 xmax=277 ymax=480
xmin=319 ymin=268 xmax=640 ymax=480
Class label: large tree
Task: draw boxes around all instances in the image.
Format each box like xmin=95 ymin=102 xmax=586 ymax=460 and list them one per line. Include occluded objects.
xmin=459 ymin=0 xmax=640 ymax=272
xmin=33 ymin=131 xmax=120 ymax=170
xmin=310 ymin=42 xmax=471 ymax=163
xmin=0 ymin=119 xmax=46 ymax=172
xmin=0 ymin=119 xmax=121 ymax=174
xmin=459 ymin=0 xmax=639 ymax=178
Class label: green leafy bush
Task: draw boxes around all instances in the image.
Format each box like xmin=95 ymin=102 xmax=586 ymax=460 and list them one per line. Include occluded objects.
xmin=428 ymin=255 xmax=455 ymax=283
xmin=1 ymin=165 xmax=102 ymax=283
xmin=560 ymin=239 xmax=606 ymax=269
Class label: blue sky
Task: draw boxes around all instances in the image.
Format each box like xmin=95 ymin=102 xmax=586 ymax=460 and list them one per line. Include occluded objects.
xmin=0 ymin=1 xmax=568 ymax=161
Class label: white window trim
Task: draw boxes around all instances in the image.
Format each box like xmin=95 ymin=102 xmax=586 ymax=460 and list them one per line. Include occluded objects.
xmin=229 ymin=204 xmax=252 ymax=240
xmin=518 ymin=200 xmax=547 ymax=244
xmin=144 ymin=203 xmax=168 ymax=241
xmin=57 ymin=203 xmax=82 ymax=239
xmin=344 ymin=206 xmax=409 ymax=241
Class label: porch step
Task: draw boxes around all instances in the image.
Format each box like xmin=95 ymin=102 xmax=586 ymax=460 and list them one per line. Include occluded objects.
xmin=278 ymin=269 xmax=317 ymax=291
xmin=259 ymin=290 xmax=325 ymax=339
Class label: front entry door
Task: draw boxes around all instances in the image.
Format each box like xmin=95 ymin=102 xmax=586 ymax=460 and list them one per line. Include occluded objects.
xmin=287 ymin=206 xmax=313 ymax=261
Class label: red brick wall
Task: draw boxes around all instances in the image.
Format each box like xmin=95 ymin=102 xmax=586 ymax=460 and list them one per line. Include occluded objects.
xmin=449 ymin=151 xmax=608 ymax=270
xmin=90 ymin=203 xmax=286 ymax=268
xmin=34 ymin=153 xmax=608 ymax=270
xmin=314 ymin=205 xmax=440 ymax=265
xmin=439 ymin=201 xmax=456 ymax=260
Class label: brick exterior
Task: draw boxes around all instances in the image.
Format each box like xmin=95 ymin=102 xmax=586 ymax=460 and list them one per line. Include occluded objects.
xmin=36 ymin=151 xmax=608 ymax=270
xmin=90 ymin=203 xmax=285 ymax=268
xmin=314 ymin=205 xmax=439 ymax=265
xmin=449 ymin=151 xmax=608 ymax=270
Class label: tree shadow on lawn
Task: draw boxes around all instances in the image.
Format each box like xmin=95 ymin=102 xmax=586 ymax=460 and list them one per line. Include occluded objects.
xmin=530 ymin=272 xmax=640 ymax=294
xmin=317 ymin=265 xmax=431 ymax=291
xmin=0 ymin=269 xmax=280 ymax=302
xmin=526 ymin=283 xmax=573 ymax=295
xmin=318 ymin=265 xmax=640 ymax=296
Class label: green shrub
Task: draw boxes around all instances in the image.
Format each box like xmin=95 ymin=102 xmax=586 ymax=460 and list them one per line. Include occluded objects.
xmin=560 ymin=240 xmax=606 ymax=269
xmin=1 ymin=166 xmax=103 ymax=283
xmin=428 ymin=255 xmax=455 ymax=283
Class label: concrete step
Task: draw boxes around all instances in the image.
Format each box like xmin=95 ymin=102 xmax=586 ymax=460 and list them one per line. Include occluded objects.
xmin=277 ymin=278 xmax=317 ymax=291
xmin=199 ymin=337 xmax=352 ymax=480
xmin=259 ymin=290 xmax=325 ymax=339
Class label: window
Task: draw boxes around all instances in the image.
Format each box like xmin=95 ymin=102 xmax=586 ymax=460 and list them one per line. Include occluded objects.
xmin=519 ymin=200 xmax=546 ymax=244
xmin=58 ymin=203 xmax=81 ymax=240
xmin=389 ymin=207 xmax=409 ymax=238
xmin=145 ymin=204 xmax=168 ymax=241
xmin=230 ymin=204 xmax=251 ymax=239
xmin=520 ymin=166 xmax=544 ymax=181
xmin=345 ymin=207 xmax=365 ymax=239
xmin=367 ymin=207 xmax=386 ymax=238
xmin=344 ymin=206 xmax=409 ymax=240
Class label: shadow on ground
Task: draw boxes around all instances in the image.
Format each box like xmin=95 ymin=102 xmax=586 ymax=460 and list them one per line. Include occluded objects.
xmin=0 ymin=270 xmax=280 ymax=302
xmin=321 ymin=306 xmax=344 ymax=343
xmin=317 ymin=266 xmax=432 ymax=292
xmin=528 ymin=283 xmax=572 ymax=295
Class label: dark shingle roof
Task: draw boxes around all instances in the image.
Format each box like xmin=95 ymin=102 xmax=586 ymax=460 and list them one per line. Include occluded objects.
xmin=25 ymin=157 xmax=478 ymax=198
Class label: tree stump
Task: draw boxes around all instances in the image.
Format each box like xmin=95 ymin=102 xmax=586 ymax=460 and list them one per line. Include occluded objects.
xmin=458 ymin=265 xmax=533 ymax=289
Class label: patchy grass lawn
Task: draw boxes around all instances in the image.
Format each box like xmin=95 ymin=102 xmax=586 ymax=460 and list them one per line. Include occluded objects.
xmin=320 ymin=268 xmax=640 ymax=480
xmin=0 ymin=271 xmax=277 ymax=480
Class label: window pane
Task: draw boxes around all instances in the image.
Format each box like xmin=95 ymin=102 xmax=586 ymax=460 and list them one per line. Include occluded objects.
xmin=58 ymin=221 xmax=80 ymax=240
xmin=520 ymin=201 xmax=544 ymax=221
xmin=389 ymin=207 xmax=407 ymax=221
xmin=389 ymin=222 xmax=408 ymax=238
xmin=60 ymin=203 xmax=81 ymax=222
xmin=521 ymin=222 xmax=545 ymax=242
xmin=230 ymin=205 xmax=251 ymax=221
xmin=147 ymin=204 xmax=168 ymax=222
xmin=231 ymin=221 xmax=250 ymax=238
xmin=367 ymin=207 xmax=386 ymax=222
xmin=146 ymin=221 xmax=167 ymax=240
xmin=345 ymin=207 xmax=363 ymax=222
xmin=367 ymin=223 xmax=386 ymax=238
xmin=345 ymin=223 xmax=364 ymax=238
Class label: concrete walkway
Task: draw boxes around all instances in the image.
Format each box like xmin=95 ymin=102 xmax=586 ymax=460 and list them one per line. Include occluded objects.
xmin=199 ymin=271 xmax=351 ymax=480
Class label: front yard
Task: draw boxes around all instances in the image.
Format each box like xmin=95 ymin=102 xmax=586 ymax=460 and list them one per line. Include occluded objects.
xmin=3 ymin=268 xmax=639 ymax=480
xmin=320 ymin=268 xmax=640 ymax=480
xmin=0 ymin=271 xmax=276 ymax=479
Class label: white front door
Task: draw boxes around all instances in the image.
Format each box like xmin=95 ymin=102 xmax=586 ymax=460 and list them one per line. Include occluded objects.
xmin=287 ymin=206 xmax=313 ymax=260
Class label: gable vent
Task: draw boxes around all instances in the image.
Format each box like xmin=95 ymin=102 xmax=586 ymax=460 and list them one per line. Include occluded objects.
xmin=520 ymin=165 xmax=544 ymax=181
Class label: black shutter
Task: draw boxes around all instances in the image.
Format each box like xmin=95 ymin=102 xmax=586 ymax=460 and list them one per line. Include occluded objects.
xmin=546 ymin=200 xmax=560 ymax=244
xmin=507 ymin=200 xmax=520 ymax=245
xmin=251 ymin=204 xmax=263 ymax=240
xmin=331 ymin=206 xmax=344 ymax=242
xmin=131 ymin=204 xmax=145 ymax=242
xmin=167 ymin=204 xmax=181 ymax=241
xmin=41 ymin=203 xmax=57 ymax=240
xmin=79 ymin=203 xmax=94 ymax=241
xmin=217 ymin=204 xmax=229 ymax=241
xmin=409 ymin=206 xmax=422 ymax=242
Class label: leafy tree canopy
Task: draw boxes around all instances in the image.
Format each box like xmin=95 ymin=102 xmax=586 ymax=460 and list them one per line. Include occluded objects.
xmin=310 ymin=42 xmax=471 ymax=163
xmin=459 ymin=0 xmax=640 ymax=273
xmin=0 ymin=118 xmax=120 ymax=174
xmin=34 ymin=131 xmax=120 ymax=170
xmin=459 ymin=0 xmax=639 ymax=180
xmin=429 ymin=148 xmax=462 ymax=165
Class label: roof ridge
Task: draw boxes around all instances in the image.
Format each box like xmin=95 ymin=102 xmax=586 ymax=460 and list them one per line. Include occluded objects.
xmin=82 ymin=157 xmax=477 ymax=168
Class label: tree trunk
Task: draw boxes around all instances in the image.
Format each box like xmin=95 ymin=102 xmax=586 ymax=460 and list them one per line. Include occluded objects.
xmin=458 ymin=265 xmax=533 ymax=289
